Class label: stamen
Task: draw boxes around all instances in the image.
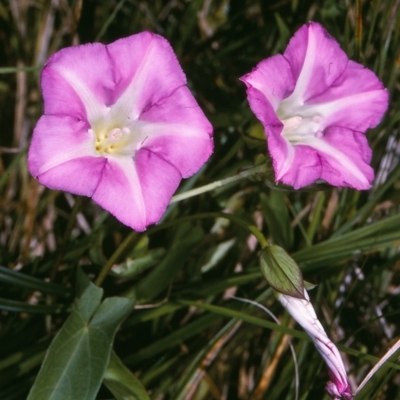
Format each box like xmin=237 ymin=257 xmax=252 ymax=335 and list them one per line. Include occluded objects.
xmin=92 ymin=125 xmax=134 ymax=156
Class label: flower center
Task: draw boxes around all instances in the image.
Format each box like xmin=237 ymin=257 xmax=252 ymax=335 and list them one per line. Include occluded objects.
xmin=276 ymin=96 xmax=325 ymax=145
xmin=279 ymin=114 xmax=324 ymax=144
xmin=90 ymin=125 xmax=136 ymax=156
xmin=277 ymin=96 xmax=325 ymax=145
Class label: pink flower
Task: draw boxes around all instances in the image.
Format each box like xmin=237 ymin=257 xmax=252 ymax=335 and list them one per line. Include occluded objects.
xmin=241 ymin=22 xmax=388 ymax=190
xmin=28 ymin=32 xmax=213 ymax=231
xmin=279 ymin=290 xmax=353 ymax=399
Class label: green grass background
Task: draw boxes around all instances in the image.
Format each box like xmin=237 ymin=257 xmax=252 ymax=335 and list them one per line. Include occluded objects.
xmin=0 ymin=0 xmax=399 ymax=399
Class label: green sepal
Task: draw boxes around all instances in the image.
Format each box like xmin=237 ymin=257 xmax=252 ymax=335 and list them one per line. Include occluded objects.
xmin=259 ymin=245 xmax=305 ymax=299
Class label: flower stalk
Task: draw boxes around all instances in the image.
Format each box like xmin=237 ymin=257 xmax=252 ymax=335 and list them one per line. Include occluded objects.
xmin=170 ymin=163 xmax=268 ymax=204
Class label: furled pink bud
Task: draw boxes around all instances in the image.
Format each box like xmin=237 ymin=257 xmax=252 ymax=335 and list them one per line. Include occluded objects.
xmin=279 ymin=289 xmax=353 ymax=399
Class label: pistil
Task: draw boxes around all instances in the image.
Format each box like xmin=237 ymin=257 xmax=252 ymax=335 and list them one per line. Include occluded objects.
xmin=279 ymin=112 xmax=324 ymax=144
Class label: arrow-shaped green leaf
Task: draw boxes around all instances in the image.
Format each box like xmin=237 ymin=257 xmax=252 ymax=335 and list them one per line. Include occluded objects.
xmin=27 ymin=270 xmax=134 ymax=400
xmin=104 ymin=351 xmax=150 ymax=400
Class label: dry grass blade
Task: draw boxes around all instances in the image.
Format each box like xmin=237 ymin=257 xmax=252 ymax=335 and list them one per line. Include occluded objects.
xmin=355 ymin=338 xmax=400 ymax=396
xmin=182 ymin=321 xmax=242 ymax=400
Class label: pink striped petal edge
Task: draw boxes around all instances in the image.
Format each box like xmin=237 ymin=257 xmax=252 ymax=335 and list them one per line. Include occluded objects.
xmin=28 ymin=32 xmax=213 ymax=231
xmin=241 ymin=22 xmax=388 ymax=190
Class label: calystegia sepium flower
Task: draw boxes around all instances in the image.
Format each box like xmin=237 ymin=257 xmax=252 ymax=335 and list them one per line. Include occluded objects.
xmin=279 ymin=290 xmax=353 ymax=399
xmin=28 ymin=32 xmax=213 ymax=231
xmin=241 ymin=22 xmax=388 ymax=190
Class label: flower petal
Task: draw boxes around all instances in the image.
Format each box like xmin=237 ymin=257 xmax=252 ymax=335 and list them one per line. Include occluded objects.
xmin=135 ymin=149 xmax=182 ymax=224
xmin=278 ymin=146 xmax=322 ymax=189
xmin=42 ymin=43 xmax=115 ymax=122
xmin=28 ymin=115 xmax=106 ymax=197
xmin=284 ymin=22 xmax=348 ymax=103
xmin=90 ymin=158 xmax=146 ymax=230
xmin=239 ymin=86 xmax=300 ymax=185
xmin=137 ymin=86 xmax=213 ymax=177
xmin=308 ymin=61 xmax=389 ymax=132
xmin=278 ymin=130 xmax=373 ymax=190
xmin=92 ymin=150 xmax=181 ymax=231
xmin=28 ymin=115 xmax=95 ymax=178
xmin=138 ymin=125 xmax=212 ymax=178
xmin=279 ymin=127 xmax=373 ymax=190
xmin=240 ymin=54 xmax=295 ymax=110
xmin=36 ymin=157 xmax=106 ymax=197
xmin=318 ymin=127 xmax=373 ymax=189
xmin=41 ymin=68 xmax=87 ymax=120
xmin=107 ymin=32 xmax=187 ymax=121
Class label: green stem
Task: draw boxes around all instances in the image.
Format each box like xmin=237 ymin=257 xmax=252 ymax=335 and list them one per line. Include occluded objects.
xmin=50 ymin=196 xmax=85 ymax=281
xmin=0 ymin=66 xmax=39 ymax=74
xmin=170 ymin=163 xmax=268 ymax=204
xmin=95 ymin=212 xmax=268 ymax=287
xmin=95 ymin=0 xmax=128 ymax=41
xmin=95 ymin=231 xmax=137 ymax=286
xmin=95 ymin=165 xmax=269 ymax=287
xmin=148 ymin=212 xmax=269 ymax=249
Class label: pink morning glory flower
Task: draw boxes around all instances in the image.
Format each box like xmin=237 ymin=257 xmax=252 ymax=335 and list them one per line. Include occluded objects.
xmin=241 ymin=22 xmax=388 ymax=190
xmin=279 ymin=290 xmax=353 ymax=399
xmin=28 ymin=32 xmax=213 ymax=231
